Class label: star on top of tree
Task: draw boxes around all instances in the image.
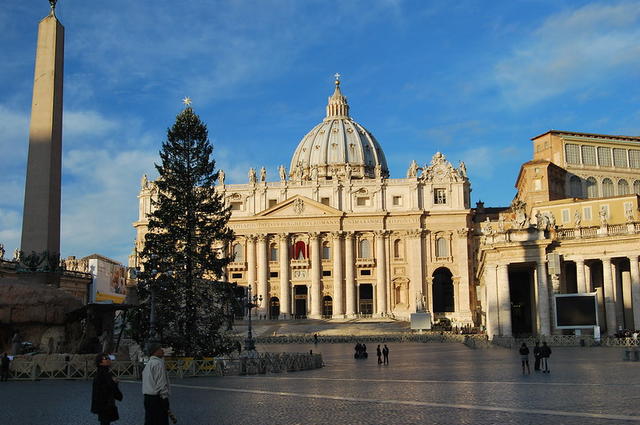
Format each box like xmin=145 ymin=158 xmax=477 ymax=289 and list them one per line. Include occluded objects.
xmin=182 ymin=96 xmax=192 ymax=107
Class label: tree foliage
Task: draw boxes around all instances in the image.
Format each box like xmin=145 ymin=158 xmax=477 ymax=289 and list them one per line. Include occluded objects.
xmin=135 ymin=106 xmax=235 ymax=356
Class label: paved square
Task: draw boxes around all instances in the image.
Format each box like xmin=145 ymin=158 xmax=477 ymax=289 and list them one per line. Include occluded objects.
xmin=1 ymin=343 xmax=639 ymax=424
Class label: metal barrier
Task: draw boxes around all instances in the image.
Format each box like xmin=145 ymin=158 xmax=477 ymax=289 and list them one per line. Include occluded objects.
xmin=4 ymin=353 xmax=321 ymax=381
xmin=491 ymin=335 xmax=640 ymax=349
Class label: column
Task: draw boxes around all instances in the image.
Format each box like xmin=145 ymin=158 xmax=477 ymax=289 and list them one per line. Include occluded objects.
xmin=256 ymin=234 xmax=268 ymax=317
xmin=375 ymin=230 xmax=388 ymax=316
xmin=612 ymin=261 xmax=625 ymax=328
xmin=602 ymin=257 xmax=617 ymax=335
xmin=279 ymin=233 xmax=290 ymax=319
xmin=344 ymin=232 xmax=356 ymax=317
xmin=576 ymin=258 xmax=587 ymax=293
xmin=629 ymin=255 xmax=640 ymax=330
xmin=585 ymin=262 xmax=592 ymax=292
xmin=246 ymin=235 xmax=256 ymax=318
xmin=485 ymin=264 xmax=499 ymax=339
xmin=332 ymin=232 xmax=344 ymax=317
xmin=309 ymin=233 xmax=322 ymax=319
xmin=536 ymin=261 xmax=550 ymax=336
xmin=497 ymin=264 xmax=512 ymax=337
xmin=407 ymin=230 xmax=423 ymax=313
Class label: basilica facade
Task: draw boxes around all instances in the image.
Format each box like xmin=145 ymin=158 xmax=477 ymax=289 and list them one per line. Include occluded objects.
xmin=132 ymin=78 xmax=475 ymax=325
xmin=132 ymin=79 xmax=640 ymax=337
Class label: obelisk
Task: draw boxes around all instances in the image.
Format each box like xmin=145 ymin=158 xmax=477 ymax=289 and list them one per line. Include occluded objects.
xmin=20 ymin=0 xmax=64 ymax=264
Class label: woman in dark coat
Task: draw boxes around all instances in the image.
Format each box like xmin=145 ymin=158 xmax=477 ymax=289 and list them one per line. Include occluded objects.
xmin=91 ymin=353 xmax=123 ymax=425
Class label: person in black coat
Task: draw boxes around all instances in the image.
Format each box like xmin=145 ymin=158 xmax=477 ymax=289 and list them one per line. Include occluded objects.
xmin=540 ymin=342 xmax=552 ymax=373
xmin=533 ymin=341 xmax=542 ymax=371
xmin=519 ymin=343 xmax=530 ymax=375
xmin=91 ymin=353 xmax=123 ymax=425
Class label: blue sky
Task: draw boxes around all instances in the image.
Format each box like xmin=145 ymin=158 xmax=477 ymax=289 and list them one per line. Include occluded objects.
xmin=1 ymin=0 xmax=639 ymax=264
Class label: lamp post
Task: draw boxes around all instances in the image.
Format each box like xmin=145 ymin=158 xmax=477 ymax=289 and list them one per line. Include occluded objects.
xmin=243 ymin=284 xmax=263 ymax=352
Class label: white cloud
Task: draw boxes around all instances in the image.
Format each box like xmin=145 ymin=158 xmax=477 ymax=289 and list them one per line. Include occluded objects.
xmin=61 ymin=147 xmax=158 ymax=263
xmin=494 ymin=1 xmax=640 ymax=105
xmin=64 ymin=110 xmax=119 ymax=139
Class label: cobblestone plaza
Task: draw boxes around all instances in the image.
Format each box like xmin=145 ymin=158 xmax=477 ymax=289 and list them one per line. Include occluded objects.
xmin=1 ymin=343 xmax=639 ymax=424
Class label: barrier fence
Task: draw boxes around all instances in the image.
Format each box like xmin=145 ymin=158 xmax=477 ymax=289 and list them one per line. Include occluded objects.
xmin=5 ymin=352 xmax=321 ymax=381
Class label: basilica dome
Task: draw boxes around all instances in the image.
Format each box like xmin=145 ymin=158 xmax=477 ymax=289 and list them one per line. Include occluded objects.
xmin=289 ymin=77 xmax=389 ymax=181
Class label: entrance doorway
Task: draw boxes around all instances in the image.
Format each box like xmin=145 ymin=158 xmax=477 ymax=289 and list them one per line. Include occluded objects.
xmin=269 ymin=297 xmax=280 ymax=319
xmin=432 ymin=267 xmax=454 ymax=312
xmin=322 ymin=296 xmax=333 ymax=318
xmin=509 ymin=269 xmax=533 ymax=336
xmin=359 ymin=284 xmax=373 ymax=315
xmin=294 ymin=285 xmax=307 ymax=319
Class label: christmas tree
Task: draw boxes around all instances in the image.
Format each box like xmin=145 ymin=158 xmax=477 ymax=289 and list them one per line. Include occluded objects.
xmin=136 ymin=103 xmax=235 ymax=356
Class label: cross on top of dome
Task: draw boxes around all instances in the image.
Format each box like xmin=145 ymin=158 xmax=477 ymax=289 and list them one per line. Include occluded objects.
xmin=326 ymin=73 xmax=349 ymax=119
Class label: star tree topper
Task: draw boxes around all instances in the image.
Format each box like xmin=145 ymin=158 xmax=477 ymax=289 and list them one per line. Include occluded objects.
xmin=182 ymin=96 xmax=192 ymax=107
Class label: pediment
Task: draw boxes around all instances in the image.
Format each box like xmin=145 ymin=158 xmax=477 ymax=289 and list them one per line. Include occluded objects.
xmin=256 ymin=195 xmax=343 ymax=217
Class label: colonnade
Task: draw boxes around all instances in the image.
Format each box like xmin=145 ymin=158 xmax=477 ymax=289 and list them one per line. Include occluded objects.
xmin=237 ymin=231 xmax=392 ymax=319
xmin=484 ymin=253 xmax=640 ymax=338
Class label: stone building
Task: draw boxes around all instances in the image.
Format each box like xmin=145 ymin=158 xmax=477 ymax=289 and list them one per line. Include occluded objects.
xmin=475 ymin=131 xmax=640 ymax=338
xmin=132 ymin=81 xmax=640 ymax=337
xmin=132 ymin=78 xmax=475 ymax=325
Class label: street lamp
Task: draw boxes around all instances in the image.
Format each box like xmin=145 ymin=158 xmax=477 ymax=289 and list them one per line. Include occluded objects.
xmin=243 ymin=284 xmax=263 ymax=353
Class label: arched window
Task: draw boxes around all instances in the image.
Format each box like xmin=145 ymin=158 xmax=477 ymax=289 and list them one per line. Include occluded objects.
xmin=232 ymin=243 xmax=243 ymax=262
xmin=322 ymin=242 xmax=330 ymax=260
xmin=359 ymin=239 xmax=371 ymax=259
xmin=569 ymin=176 xmax=582 ymax=198
xmin=393 ymin=239 xmax=403 ymax=259
xmin=270 ymin=243 xmax=278 ymax=261
xmin=618 ymin=179 xmax=629 ymax=195
xmin=586 ymin=177 xmax=598 ymax=198
xmin=634 ymin=180 xmax=640 ymax=195
xmin=435 ymin=237 xmax=448 ymax=258
xmin=602 ymin=178 xmax=614 ymax=197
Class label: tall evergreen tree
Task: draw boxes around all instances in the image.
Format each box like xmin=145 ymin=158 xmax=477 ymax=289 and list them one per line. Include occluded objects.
xmin=137 ymin=105 xmax=234 ymax=356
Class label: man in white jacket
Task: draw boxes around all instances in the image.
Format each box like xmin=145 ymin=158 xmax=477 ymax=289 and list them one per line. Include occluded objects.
xmin=142 ymin=343 xmax=170 ymax=425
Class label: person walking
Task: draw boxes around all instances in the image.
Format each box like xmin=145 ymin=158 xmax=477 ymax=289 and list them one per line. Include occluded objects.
xmin=142 ymin=343 xmax=171 ymax=425
xmin=1 ymin=352 xmax=10 ymax=381
xmin=533 ymin=341 xmax=542 ymax=372
xmin=376 ymin=345 xmax=382 ymax=364
xmin=382 ymin=344 xmax=389 ymax=365
xmin=540 ymin=341 xmax=552 ymax=373
xmin=519 ymin=343 xmax=530 ymax=375
xmin=91 ymin=353 xmax=123 ymax=425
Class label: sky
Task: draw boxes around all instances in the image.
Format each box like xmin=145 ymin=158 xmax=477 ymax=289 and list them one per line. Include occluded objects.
xmin=1 ymin=0 xmax=639 ymax=265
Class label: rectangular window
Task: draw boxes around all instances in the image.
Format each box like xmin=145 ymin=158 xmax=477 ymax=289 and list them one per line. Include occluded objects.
xmin=613 ymin=148 xmax=628 ymax=168
xmin=434 ymin=188 xmax=447 ymax=204
xmin=581 ymin=146 xmax=596 ymax=166
xmin=600 ymin=205 xmax=609 ymax=219
xmin=629 ymin=150 xmax=640 ymax=169
xmin=392 ymin=196 xmax=402 ymax=206
xmin=230 ymin=202 xmax=243 ymax=211
xmin=360 ymin=269 xmax=371 ymax=276
xmin=533 ymin=179 xmax=542 ymax=191
xmin=322 ymin=270 xmax=332 ymax=277
xmin=269 ymin=271 xmax=279 ymax=278
xmin=268 ymin=199 xmax=277 ymax=208
xmin=231 ymin=272 xmax=243 ymax=279
xmin=597 ymin=147 xmax=612 ymax=167
xmin=565 ymin=144 xmax=580 ymax=164
xmin=356 ymin=197 xmax=370 ymax=206
xmin=320 ymin=197 xmax=330 ymax=205
xmin=561 ymin=209 xmax=570 ymax=223
xmin=583 ymin=206 xmax=592 ymax=221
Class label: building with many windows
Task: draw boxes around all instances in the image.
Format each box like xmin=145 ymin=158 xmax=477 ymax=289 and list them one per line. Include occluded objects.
xmin=132 ymin=78 xmax=475 ymax=325
xmin=131 ymin=80 xmax=640 ymax=337
xmin=475 ymin=132 xmax=640 ymax=338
